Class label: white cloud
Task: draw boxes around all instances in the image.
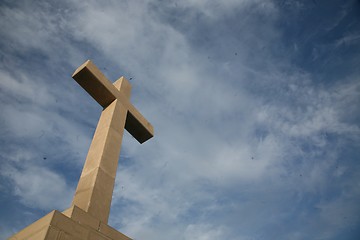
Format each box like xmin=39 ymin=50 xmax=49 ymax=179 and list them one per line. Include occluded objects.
xmin=180 ymin=0 xmax=277 ymax=20
xmin=2 ymin=106 xmax=49 ymax=138
xmin=1 ymin=165 xmax=72 ymax=210
xmin=184 ymin=224 xmax=228 ymax=240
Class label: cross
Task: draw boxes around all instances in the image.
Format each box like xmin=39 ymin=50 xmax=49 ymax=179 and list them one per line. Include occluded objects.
xmin=70 ymin=60 xmax=154 ymax=224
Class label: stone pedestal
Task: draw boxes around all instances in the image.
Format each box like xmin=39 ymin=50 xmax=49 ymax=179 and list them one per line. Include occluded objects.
xmin=8 ymin=206 xmax=131 ymax=240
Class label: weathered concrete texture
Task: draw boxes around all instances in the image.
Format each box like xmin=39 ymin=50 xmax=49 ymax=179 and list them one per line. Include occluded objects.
xmin=9 ymin=206 xmax=131 ymax=240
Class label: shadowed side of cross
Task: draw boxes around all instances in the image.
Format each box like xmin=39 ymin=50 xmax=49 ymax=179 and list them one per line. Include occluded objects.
xmin=71 ymin=60 xmax=154 ymax=224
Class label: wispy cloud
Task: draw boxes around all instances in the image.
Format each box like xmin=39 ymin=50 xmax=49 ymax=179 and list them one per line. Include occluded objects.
xmin=1 ymin=164 xmax=72 ymax=210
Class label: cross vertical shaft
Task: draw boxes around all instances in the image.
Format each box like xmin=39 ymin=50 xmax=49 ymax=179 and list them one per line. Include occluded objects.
xmin=72 ymin=81 xmax=128 ymax=223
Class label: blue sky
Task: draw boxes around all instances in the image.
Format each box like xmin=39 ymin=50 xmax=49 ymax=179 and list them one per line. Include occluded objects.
xmin=1 ymin=0 xmax=360 ymax=239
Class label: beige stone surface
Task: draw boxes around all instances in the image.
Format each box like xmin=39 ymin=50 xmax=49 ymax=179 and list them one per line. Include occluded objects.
xmin=113 ymin=77 xmax=132 ymax=99
xmin=46 ymin=226 xmax=61 ymax=239
xmin=98 ymin=223 xmax=132 ymax=240
xmin=80 ymin=100 xmax=127 ymax=178
xmin=72 ymin=168 xmax=115 ymax=223
xmin=63 ymin=206 xmax=100 ymax=230
xmin=9 ymin=210 xmax=132 ymax=240
xmin=26 ymin=227 xmax=48 ymax=240
xmin=72 ymin=99 xmax=126 ymax=223
xmin=8 ymin=211 xmax=55 ymax=240
xmin=72 ymin=60 xmax=118 ymax=108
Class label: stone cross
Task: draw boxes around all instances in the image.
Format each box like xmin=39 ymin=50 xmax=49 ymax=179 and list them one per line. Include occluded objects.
xmin=71 ymin=60 xmax=154 ymax=224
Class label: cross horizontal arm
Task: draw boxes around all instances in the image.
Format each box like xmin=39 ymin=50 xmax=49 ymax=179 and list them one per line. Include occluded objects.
xmin=125 ymin=106 xmax=154 ymax=143
xmin=72 ymin=60 xmax=154 ymax=143
xmin=72 ymin=60 xmax=118 ymax=108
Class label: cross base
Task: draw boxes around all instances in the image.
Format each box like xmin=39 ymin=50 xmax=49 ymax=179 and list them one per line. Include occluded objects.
xmin=8 ymin=206 xmax=132 ymax=240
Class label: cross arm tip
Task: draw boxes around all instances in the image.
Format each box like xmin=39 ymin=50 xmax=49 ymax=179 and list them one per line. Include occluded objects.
xmin=72 ymin=60 xmax=92 ymax=78
xmin=125 ymin=111 xmax=154 ymax=144
xmin=71 ymin=60 xmax=118 ymax=108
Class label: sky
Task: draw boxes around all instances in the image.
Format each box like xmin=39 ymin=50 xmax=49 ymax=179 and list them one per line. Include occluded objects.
xmin=0 ymin=0 xmax=360 ymax=239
